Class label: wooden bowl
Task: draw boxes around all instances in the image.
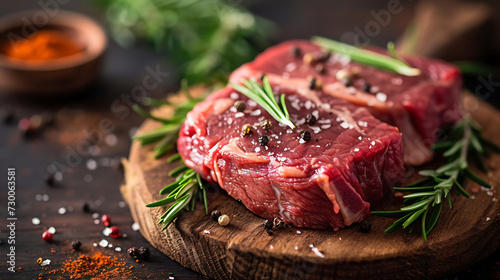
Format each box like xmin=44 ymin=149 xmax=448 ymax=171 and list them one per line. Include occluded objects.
xmin=0 ymin=10 xmax=107 ymax=95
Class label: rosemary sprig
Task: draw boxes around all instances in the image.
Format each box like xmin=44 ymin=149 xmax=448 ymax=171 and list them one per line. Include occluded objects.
xmin=372 ymin=116 xmax=498 ymax=241
xmin=146 ymin=154 xmax=208 ymax=230
xmin=95 ymin=0 xmax=272 ymax=84
xmin=311 ymin=36 xmax=421 ymax=76
xmin=230 ymin=76 xmax=295 ymax=129
xmin=132 ymin=83 xmax=206 ymax=159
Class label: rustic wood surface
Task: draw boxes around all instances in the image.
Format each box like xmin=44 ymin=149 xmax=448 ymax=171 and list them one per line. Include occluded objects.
xmin=122 ymin=93 xmax=500 ymax=280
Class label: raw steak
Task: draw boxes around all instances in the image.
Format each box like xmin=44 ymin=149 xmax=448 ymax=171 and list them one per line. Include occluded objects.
xmin=177 ymin=84 xmax=404 ymax=229
xmin=230 ymin=40 xmax=462 ymax=165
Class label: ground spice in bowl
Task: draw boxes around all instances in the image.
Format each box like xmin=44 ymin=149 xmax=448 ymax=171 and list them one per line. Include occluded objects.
xmin=2 ymin=29 xmax=83 ymax=62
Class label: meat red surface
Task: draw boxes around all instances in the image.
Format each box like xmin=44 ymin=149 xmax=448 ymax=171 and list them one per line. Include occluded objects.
xmin=178 ymin=85 xmax=404 ymax=229
xmin=230 ymin=40 xmax=462 ymax=165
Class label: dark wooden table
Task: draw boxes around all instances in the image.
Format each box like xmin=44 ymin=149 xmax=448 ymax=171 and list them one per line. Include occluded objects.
xmin=0 ymin=1 xmax=499 ymax=279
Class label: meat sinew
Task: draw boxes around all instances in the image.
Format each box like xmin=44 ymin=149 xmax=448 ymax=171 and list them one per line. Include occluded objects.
xmin=230 ymin=40 xmax=462 ymax=165
xmin=177 ymin=84 xmax=404 ymax=229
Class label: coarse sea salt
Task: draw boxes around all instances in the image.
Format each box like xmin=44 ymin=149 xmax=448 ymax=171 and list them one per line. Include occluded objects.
xmin=32 ymin=217 xmax=40 ymax=225
xmin=48 ymin=227 xmax=56 ymax=234
xmin=132 ymin=222 xmax=140 ymax=231
xmin=376 ymin=92 xmax=387 ymax=102
xmin=99 ymin=239 xmax=109 ymax=247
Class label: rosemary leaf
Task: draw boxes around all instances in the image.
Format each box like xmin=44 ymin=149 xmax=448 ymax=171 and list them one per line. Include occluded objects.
xmin=312 ymin=36 xmax=421 ymax=76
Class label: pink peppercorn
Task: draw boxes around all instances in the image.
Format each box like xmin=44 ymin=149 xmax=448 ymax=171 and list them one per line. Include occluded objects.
xmin=101 ymin=214 xmax=111 ymax=227
xmin=109 ymin=226 xmax=120 ymax=239
xmin=42 ymin=231 xmax=53 ymax=242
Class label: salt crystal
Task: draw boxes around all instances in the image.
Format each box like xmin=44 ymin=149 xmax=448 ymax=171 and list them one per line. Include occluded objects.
xmin=486 ymin=217 xmax=491 ymax=222
xmin=250 ymin=109 xmax=261 ymax=116
xmin=354 ymin=148 xmax=359 ymax=152
xmin=304 ymin=100 xmax=313 ymax=110
xmin=35 ymin=194 xmax=43 ymax=201
xmin=376 ymin=92 xmax=387 ymax=102
xmin=40 ymin=259 xmax=51 ymax=267
xmin=321 ymin=125 xmax=331 ymax=130
xmin=42 ymin=194 xmax=50 ymax=201
xmin=204 ymin=230 xmax=210 ymax=234
xmin=48 ymin=227 xmax=56 ymax=234
xmin=371 ymin=141 xmax=376 ymax=146
xmin=358 ymin=136 xmax=362 ymax=140
xmin=310 ymin=246 xmax=325 ymax=258
xmin=58 ymin=207 xmax=67 ymax=215
xmin=92 ymin=213 xmax=100 ymax=219
xmin=470 ymin=195 xmax=476 ymax=200
xmin=227 ymin=118 xmax=233 ymax=125
xmin=285 ymin=62 xmax=297 ymax=72
xmin=108 ymin=244 xmax=113 ymax=248
xmin=294 ymin=246 xmax=298 ymax=251
xmin=93 ymin=243 xmax=97 ymax=247
xmin=493 ymin=197 xmax=498 ymax=202
xmin=105 ymin=134 xmax=118 ymax=146
xmin=132 ymin=222 xmax=140 ymax=231
xmin=94 ymin=219 xmax=100 ymax=225
xmin=357 ymin=121 xmax=368 ymax=127
xmin=234 ymin=112 xmax=244 ymax=118
xmin=347 ymin=87 xmax=357 ymax=95
xmin=270 ymin=245 xmax=274 ymax=250
xmin=115 ymin=247 xmax=122 ymax=252
xmin=312 ymin=110 xmax=319 ymax=119
xmin=103 ymin=227 xmax=112 ymax=236
xmin=118 ymin=201 xmax=126 ymax=208
xmin=122 ymin=233 xmax=128 ymax=238
xmin=296 ymin=230 xmax=302 ymax=234
xmin=86 ymin=159 xmax=97 ymax=170
xmin=255 ymin=147 xmax=261 ymax=152
xmin=32 ymin=217 xmax=40 ymax=225
xmin=487 ymin=191 xmax=494 ymax=197
xmin=339 ymin=237 xmax=342 ymax=241
xmin=247 ymin=100 xmax=257 ymax=107
xmin=230 ymin=92 xmax=239 ymax=99
xmin=299 ymin=139 xmax=306 ymax=144
xmin=99 ymin=239 xmax=109 ymax=247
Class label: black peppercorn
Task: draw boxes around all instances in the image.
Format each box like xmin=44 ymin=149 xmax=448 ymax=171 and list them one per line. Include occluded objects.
xmin=71 ymin=240 xmax=81 ymax=250
xmin=82 ymin=202 xmax=90 ymax=213
xmin=299 ymin=130 xmax=311 ymax=142
xmin=305 ymin=114 xmax=316 ymax=125
xmin=362 ymin=82 xmax=371 ymax=93
xmin=260 ymin=119 xmax=272 ymax=130
xmin=259 ymin=136 xmax=269 ymax=146
xmin=128 ymin=247 xmax=139 ymax=258
xmin=308 ymin=77 xmax=317 ymax=90
xmin=241 ymin=124 xmax=253 ymax=137
xmin=359 ymin=220 xmax=372 ymax=233
xmin=273 ymin=218 xmax=285 ymax=229
xmin=318 ymin=51 xmax=331 ymax=62
xmin=341 ymin=77 xmax=353 ymax=87
xmin=44 ymin=173 xmax=55 ymax=186
xmin=291 ymin=46 xmax=301 ymax=57
xmin=263 ymin=219 xmax=273 ymax=230
xmin=210 ymin=210 xmax=221 ymax=221
xmin=137 ymin=246 xmax=150 ymax=260
xmin=315 ymin=64 xmax=326 ymax=74
xmin=234 ymin=101 xmax=246 ymax=112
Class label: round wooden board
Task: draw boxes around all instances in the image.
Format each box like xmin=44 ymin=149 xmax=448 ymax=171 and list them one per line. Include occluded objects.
xmin=121 ymin=93 xmax=500 ymax=280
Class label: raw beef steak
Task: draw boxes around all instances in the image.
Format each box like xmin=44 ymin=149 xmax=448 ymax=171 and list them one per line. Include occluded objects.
xmin=177 ymin=84 xmax=404 ymax=229
xmin=230 ymin=40 xmax=462 ymax=165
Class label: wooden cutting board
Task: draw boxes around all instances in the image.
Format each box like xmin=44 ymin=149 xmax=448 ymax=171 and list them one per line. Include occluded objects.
xmin=121 ymin=92 xmax=500 ymax=280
